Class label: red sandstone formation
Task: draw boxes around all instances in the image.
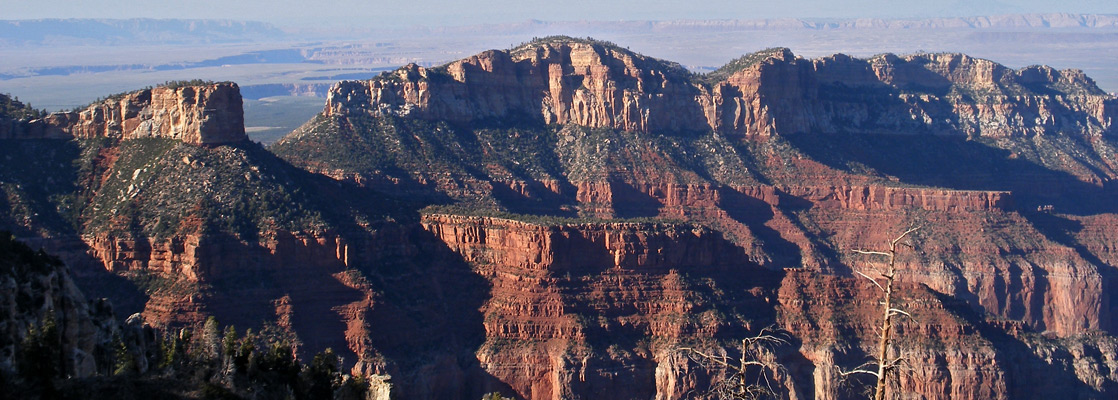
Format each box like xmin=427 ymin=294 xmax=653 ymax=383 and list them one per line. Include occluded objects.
xmin=720 ymin=51 xmax=1116 ymax=137
xmin=415 ymin=214 xmax=1118 ymax=399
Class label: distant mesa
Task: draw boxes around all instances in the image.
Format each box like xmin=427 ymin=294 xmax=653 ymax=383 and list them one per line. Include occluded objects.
xmin=0 ymin=81 xmax=247 ymax=145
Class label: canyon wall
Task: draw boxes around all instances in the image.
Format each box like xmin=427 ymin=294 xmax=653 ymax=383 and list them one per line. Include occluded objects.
xmin=325 ymin=42 xmax=708 ymax=133
xmin=420 ymin=214 xmax=765 ymax=399
xmin=82 ymin=230 xmax=350 ymax=282
xmin=416 ymin=214 xmax=1118 ymax=400
xmin=777 ymin=270 xmax=1118 ymax=400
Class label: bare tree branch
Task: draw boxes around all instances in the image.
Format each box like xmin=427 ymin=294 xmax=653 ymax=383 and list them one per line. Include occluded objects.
xmin=885 ymin=357 xmax=907 ymax=370
xmin=849 ymin=226 xmax=921 ymax=400
xmin=890 ymin=226 xmax=921 ymax=249
xmin=679 ymin=347 xmax=734 ymax=370
xmin=680 ymin=327 xmax=792 ymax=399
xmin=839 ymin=368 xmax=881 ymax=378
xmin=854 ymin=270 xmax=887 ymax=293
xmin=852 ymin=249 xmax=892 ymax=257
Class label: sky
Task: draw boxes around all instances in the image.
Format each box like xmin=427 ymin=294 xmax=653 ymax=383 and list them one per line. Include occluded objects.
xmin=2 ymin=0 xmax=1117 ymax=27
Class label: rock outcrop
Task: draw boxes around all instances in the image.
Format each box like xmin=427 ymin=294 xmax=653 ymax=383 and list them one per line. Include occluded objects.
xmin=325 ymin=39 xmax=707 ymax=133
xmin=717 ymin=51 xmax=1116 ymax=137
xmin=0 ymin=82 xmax=246 ymax=145
xmin=782 ymin=185 xmax=1013 ymax=211
xmin=83 ymin=230 xmax=350 ymax=282
xmin=322 ymin=37 xmax=1116 ymax=138
xmin=419 ymin=214 xmax=767 ymax=399
xmin=776 ymin=270 xmax=1118 ymax=400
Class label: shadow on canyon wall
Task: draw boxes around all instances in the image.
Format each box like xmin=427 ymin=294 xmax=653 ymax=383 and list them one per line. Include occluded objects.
xmin=931 ymin=289 xmax=1108 ymax=398
xmin=783 ymin=132 xmax=1118 ymax=216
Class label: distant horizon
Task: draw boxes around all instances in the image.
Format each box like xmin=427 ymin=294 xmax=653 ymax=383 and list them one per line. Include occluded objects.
xmin=3 ymin=12 xmax=1118 ymax=33
xmin=4 ymin=12 xmax=1118 ymax=21
xmin=2 ymin=0 xmax=1117 ymax=28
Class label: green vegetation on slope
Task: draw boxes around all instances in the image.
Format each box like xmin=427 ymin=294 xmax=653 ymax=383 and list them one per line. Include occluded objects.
xmin=702 ymin=47 xmax=791 ymax=84
xmin=83 ymin=138 xmax=336 ymax=240
xmin=274 ymin=109 xmax=774 ymax=222
xmin=273 ymin=112 xmax=572 ymax=207
xmin=0 ymin=223 xmax=382 ymax=399
xmin=0 ymin=93 xmax=47 ymax=120
xmin=0 ymin=133 xmax=396 ymax=241
xmin=0 ymin=138 xmax=110 ymax=236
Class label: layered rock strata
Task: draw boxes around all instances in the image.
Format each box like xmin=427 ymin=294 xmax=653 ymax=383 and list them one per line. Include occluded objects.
xmin=416 ymin=214 xmax=1118 ymax=400
xmin=712 ymin=50 xmax=1116 ymax=137
xmin=83 ymin=231 xmax=350 ymax=282
xmin=420 ymin=214 xmax=765 ymax=399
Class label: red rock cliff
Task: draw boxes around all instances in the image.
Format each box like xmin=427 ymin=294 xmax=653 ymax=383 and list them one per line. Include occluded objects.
xmin=419 ymin=213 xmax=761 ymax=399
xmin=416 ymin=213 xmax=1118 ymax=400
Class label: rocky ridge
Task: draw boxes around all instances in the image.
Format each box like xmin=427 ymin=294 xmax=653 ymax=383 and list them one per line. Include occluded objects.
xmin=317 ymin=37 xmax=1115 ymax=138
xmin=0 ymin=82 xmax=246 ymax=145
xmin=722 ymin=50 xmax=1115 ymax=137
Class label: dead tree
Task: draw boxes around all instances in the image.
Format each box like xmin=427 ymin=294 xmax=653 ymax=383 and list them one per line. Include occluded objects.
xmin=843 ymin=226 xmax=919 ymax=400
xmin=680 ymin=327 xmax=790 ymax=400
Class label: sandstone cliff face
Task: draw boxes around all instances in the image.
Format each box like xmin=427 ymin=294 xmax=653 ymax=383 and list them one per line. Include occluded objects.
xmin=322 ymin=38 xmax=1115 ymax=138
xmin=326 ymin=41 xmax=708 ymax=133
xmin=416 ymin=214 xmax=1118 ymax=400
xmin=1 ymin=82 xmax=246 ymax=145
xmin=782 ymin=185 xmax=1013 ymax=212
xmin=422 ymin=214 xmax=737 ymax=271
xmin=420 ymin=214 xmax=767 ymax=400
xmin=75 ymin=229 xmax=361 ymax=341
xmin=208 ymin=40 xmax=1118 ymax=397
xmin=83 ymin=230 xmax=349 ymax=283
xmin=777 ymin=270 xmax=1118 ymax=400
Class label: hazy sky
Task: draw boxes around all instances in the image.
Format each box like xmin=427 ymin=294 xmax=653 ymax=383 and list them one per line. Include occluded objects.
xmin=2 ymin=0 xmax=1117 ymax=27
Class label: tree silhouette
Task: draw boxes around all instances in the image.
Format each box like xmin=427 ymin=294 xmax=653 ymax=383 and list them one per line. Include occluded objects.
xmin=841 ymin=226 xmax=920 ymax=400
